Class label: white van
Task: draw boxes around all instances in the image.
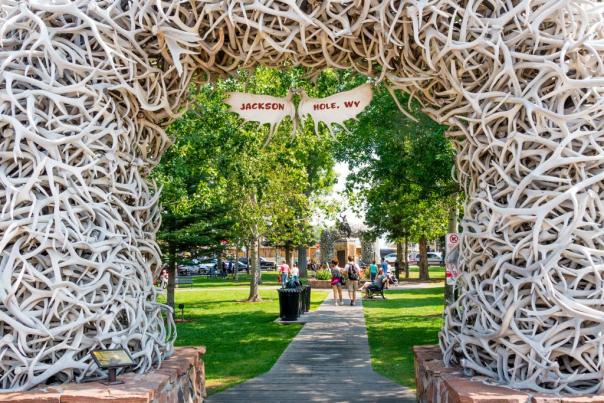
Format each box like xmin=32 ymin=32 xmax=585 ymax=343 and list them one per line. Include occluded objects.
xmin=408 ymin=252 xmax=442 ymax=266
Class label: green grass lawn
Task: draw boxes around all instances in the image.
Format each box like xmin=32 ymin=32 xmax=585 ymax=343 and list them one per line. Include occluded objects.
xmin=404 ymin=265 xmax=445 ymax=280
xmin=363 ymin=287 xmax=444 ymax=388
xmin=361 ymin=266 xmax=445 ymax=281
xmin=181 ymin=267 xmax=444 ymax=288
xmin=183 ymin=271 xmax=281 ymax=287
xmin=164 ymin=287 xmax=328 ymax=395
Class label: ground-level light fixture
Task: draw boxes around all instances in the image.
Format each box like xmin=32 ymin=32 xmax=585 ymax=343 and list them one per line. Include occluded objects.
xmin=90 ymin=348 xmax=135 ymax=385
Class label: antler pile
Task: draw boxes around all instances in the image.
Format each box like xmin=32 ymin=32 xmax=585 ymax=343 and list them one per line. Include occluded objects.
xmin=0 ymin=0 xmax=603 ymax=395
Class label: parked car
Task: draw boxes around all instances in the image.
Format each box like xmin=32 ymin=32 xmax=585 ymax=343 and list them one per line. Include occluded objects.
xmin=177 ymin=265 xmax=193 ymax=276
xmin=229 ymin=259 xmax=248 ymax=272
xmin=408 ymin=252 xmax=443 ymax=266
xmin=238 ymin=257 xmax=276 ymax=270
xmin=384 ymin=253 xmax=398 ymax=264
xmin=260 ymin=257 xmax=276 ymax=270
xmin=198 ymin=258 xmax=218 ymax=273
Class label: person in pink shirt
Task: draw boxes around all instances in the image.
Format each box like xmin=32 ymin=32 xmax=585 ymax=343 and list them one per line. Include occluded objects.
xmin=279 ymin=260 xmax=290 ymax=288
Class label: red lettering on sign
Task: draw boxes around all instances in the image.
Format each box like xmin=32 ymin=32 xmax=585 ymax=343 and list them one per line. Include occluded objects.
xmin=238 ymin=102 xmax=286 ymax=111
xmin=344 ymin=101 xmax=361 ymax=108
xmin=313 ymin=103 xmax=340 ymax=110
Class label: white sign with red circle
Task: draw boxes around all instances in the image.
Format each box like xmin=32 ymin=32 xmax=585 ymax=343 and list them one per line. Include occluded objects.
xmin=446 ymin=233 xmax=459 ymax=252
xmin=445 ymin=233 xmax=461 ymax=286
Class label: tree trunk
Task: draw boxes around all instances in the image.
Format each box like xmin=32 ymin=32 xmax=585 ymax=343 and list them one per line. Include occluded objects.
xmin=285 ymin=243 xmax=293 ymax=268
xmin=298 ymin=245 xmax=308 ymax=278
xmin=404 ymin=237 xmax=409 ymax=279
xmin=234 ymin=245 xmax=240 ymax=281
xmin=248 ymin=229 xmax=261 ymax=302
xmin=419 ymin=236 xmax=429 ymax=280
xmin=217 ymin=252 xmax=223 ymax=278
xmin=167 ymin=243 xmax=177 ymax=312
xmin=448 ymin=197 xmax=459 ymax=234
xmin=245 ymin=246 xmax=250 ymax=274
xmin=395 ymin=241 xmax=403 ymax=280
xmin=257 ymin=240 xmax=262 ymax=285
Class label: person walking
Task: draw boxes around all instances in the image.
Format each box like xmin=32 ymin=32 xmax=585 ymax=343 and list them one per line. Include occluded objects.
xmin=369 ymin=260 xmax=378 ymax=281
xmin=279 ymin=260 xmax=290 ymax=288
xmin=329 ymin=260 xmax=344 ymax=305
xmin=346 ymin=256 xmax=361 ymax=306
xmin=381 ymin=257 xmax=389 ymax=277
xmin=291 ymin=263 xmax=300 ymax=285
xmin=160 ymin=268 xmax=169 ymax=289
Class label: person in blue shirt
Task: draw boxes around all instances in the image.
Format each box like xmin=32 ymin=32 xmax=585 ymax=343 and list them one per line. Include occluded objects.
xmin=381 ymin=258 xmax=389 ymax=276
xmin=369 ymin=260 xmax=378 ymax=281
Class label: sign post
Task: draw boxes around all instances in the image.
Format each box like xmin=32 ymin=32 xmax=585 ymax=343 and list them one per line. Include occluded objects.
xmin=444 ymin=233 xmax=461 ymax=306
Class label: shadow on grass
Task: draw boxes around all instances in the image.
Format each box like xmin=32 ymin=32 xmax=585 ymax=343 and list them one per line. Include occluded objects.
xmin=177 ymin=310 xmax=303 ymax=395
xmin=187 ymin=273 xmax=281 ymax=288
xmin=364 ymin=288 xmax=445 ymax=309
xmin=170 ymin=288 xmax=329 ymax=395
xmin=363 ymin=287 xmax=444 ymax=388
xmin=367 ymin=315 xmax=442 ymax=387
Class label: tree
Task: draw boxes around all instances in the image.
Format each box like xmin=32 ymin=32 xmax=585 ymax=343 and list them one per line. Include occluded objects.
xmin=153 ymin=108 xmax=236 ymax=309
xmin=160 ymin=66 xmax=344 ymax=300
xmin=157 ymin=208 xmax=233 ymax=308
xmin=340 ymin=86 xmax=459 ymax=280
xmin=266 ymin=126 xmax=337 ymax=276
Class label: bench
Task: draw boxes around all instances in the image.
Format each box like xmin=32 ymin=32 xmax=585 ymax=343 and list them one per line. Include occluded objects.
xmin=365 ymin=282 xmax=386 ymax=299
xmin=176 ymin=276 xmax=193 ymax=288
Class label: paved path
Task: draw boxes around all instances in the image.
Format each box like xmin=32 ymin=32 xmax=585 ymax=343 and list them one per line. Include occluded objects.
xmin=208 ymin=290 xmax=417 ymax=403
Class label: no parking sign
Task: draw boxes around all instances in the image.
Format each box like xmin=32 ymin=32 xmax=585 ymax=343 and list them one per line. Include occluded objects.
xmin=445 ymin=233 xmax=461 ymax=286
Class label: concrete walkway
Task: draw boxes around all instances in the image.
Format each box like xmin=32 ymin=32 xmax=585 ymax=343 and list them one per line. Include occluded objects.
xmin=208 ymin=290 xmax=417 ymax=403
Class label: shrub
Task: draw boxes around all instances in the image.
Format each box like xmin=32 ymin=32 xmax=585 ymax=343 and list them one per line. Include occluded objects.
xmin=315 ymin=269 xmax=331 ymax=280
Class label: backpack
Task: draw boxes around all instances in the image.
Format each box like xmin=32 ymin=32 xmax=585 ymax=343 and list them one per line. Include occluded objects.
xmin=347 ymin=264 xmax=359 ymax=280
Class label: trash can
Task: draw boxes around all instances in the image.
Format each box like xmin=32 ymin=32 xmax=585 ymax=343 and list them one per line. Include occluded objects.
xmin=278 ymin=288 xmax=302 ymax=321
xmin=298 ymin=286 xmax=306 ymax=315
xmin=303 ymin=285 xmax=311 ymax=313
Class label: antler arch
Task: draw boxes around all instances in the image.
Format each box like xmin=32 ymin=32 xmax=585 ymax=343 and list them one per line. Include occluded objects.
xmin=0 ymin=0 xmax=603 ymax=395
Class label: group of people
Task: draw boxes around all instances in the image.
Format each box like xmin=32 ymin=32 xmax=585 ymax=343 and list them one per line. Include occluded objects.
xmin=329 ymin=257 xmax=393 ymax=305
xmin=278 ymin=261 xmax=300 ymax=288
xmin=277 ymin=255 xmax=396 ymax=300
xmin=329 ymin=256 xmax=362 ymax=305
xmin=367 ymin=257 xmax=391 ymax=281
